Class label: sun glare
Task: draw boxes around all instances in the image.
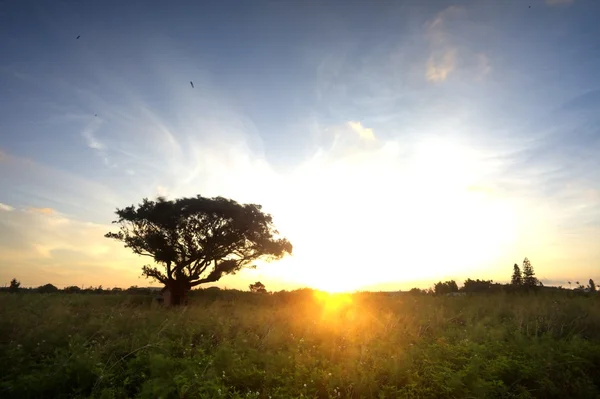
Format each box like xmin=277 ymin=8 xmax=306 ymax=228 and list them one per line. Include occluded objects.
xmin=269 ymin=138 xmax=519 ymax=292
xmin=313 ymin=290 xmax=353 ymax=315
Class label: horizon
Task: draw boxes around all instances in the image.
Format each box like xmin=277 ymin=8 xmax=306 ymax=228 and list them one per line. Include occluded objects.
xmin=1 ymin=0 xmax=599 ymax=292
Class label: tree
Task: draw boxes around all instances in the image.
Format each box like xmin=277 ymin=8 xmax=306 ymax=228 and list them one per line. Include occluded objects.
xmin=434 ymin=280 xmax=459 ymax=295
xmin=511 ymin=264 xmax=523 ymax=286
xmin=36 ymin=283 xmax=59 ymax=294
xmin=249 ymin=281 xmax=267 ymax=293
xmin=522 ymin=257 xmax=538 ymax=288
xmin=106 ymin=195 xmax=292 ymax=306
xmin=8 ymin=278 xmax=20 ymax=293
xmin=63 ymin=286 xmax=81 ymax=294
xmin=463 ymin=279 xmax=493 ymax=293
xmin=589 ymin=279 xmax=596 ymax=292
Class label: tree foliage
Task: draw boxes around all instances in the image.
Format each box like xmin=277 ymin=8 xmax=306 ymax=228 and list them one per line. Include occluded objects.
xmin=36 ymin=284 xmax=59 ymax=294
xmin=249 ymin=281 xmax=267 ymax=293
xmin=462 ymin=279 xmax=494 ymax=293
xmin=434 ymin=280 xmax=459 ymax=295
xmin=522 ymin=257 xmax=538 ymax=288
xmin=105 ymin=195 xmax=292 ymax=301
xmin=511 ymin=264 xmax=522 ymax=286
xmin=9 ymin=278 xmax=20 ymax=293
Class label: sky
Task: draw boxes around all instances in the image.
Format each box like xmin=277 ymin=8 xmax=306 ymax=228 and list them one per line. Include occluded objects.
xmin=0 ymin=0 xmax=599 ymax=292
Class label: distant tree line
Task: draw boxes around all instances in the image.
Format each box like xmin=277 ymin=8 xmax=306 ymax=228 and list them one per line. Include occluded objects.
xmin=4 ymin=258 xmax=598 ymax=297
xmin=410 ymin=257 xmax=598 ymax=296
xmin=1 ymin=280 xmax=164 ymax=295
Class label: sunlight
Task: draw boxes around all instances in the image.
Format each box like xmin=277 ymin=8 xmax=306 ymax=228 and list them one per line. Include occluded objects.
xmin=313 ymin=290 xmax=353 ymax=314
xmin=269 ymin=137 xmax=519 ymax=292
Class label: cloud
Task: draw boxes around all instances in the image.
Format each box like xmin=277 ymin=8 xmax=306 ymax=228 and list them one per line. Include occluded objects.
xmin=0 ymin=149 xmax=126 ymax=222
xmin=81 ymin=119 xmax=105 ymax=150
xmin=2 ymin=19 xmax=598 ymax=291
xmin=546 ymin=0 xmax=574 ymax=5
xmin=426 ymin=49 xmax=457 ymax=82
xmin=347 ymin=121 xmax=375 ymax=140
xmin=27 ymin=207 xmax=55 ymax=215
xmin=424 ymin=6 xmax=493 ymax=84
xmin=424 ymin=7 xmax=461 ymax=82
xmin=0 ymin=203 xmax=14 ymax=212
xmin=0 ymin=206 xmax=142 ymax=287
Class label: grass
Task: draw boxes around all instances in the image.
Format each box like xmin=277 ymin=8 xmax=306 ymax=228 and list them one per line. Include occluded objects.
xmin=1 ymin=290 xmax=600 ymax=398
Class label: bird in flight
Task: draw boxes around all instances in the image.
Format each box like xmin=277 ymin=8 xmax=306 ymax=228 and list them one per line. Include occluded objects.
xmin=76 ymin=35 xmax=81 ymax=39
xmin=190 ymin=81 xmax=194 ymax=88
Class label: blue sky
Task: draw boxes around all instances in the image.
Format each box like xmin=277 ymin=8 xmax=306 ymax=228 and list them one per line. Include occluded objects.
xmin=0 ymin=0 xmax=599 ymax=291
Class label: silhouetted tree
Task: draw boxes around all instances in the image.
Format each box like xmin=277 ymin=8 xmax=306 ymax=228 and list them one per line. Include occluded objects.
xmin=434 ymin=280 xmax=459 ymax=295
xmin=8 ymin=278 xmax=20 ymax=293
xmin=589 ymin=279 xmax=596 ymax=292
xmin=463 ymin=279 xmax=494 ymax=293
xmin=522 ymin=257 xmax=538 ymax=288
xmin=36 ymin=283 xmax=58 ymax=293
xmin=511 ymin=264 xmax=523 ymax=286
xmin=106 ymin=195 xmax=292 ymax=306
xmin=63 ymin=286 xmax=81 ymax=293
xmin=249 ymin=281 xmax=267 ymax=293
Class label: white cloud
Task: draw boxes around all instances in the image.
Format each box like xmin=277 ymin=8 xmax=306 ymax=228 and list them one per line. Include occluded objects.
xmin=347 ymin=121 xmax=375 ymax=140
xmin=0 ymin=203 xmax=14 ymax=212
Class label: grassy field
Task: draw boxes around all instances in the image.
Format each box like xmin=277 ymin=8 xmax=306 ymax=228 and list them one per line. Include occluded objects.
xmin=1 ymin=290 xmax=600 ymax=398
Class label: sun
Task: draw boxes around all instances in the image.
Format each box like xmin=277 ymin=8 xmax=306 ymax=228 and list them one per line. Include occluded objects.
xmin=269 ymin=137 xmax=519 ymax=292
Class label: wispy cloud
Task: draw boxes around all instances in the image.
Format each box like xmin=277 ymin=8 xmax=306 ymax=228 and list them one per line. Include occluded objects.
xmin=2 ymin=3 xmax=599 ymax=291
xmin=81 ymin=119 xmax=104 ymax=150
xmin=426 ymin=49 xmax=457 ymax=82
xmin=424 ymin=6 xmax=494 ymax=84
xmin=27 ymin=207 xmax=55 ymax=215
xmin=0 ymin=205 xmax=142 ymax=287
xmin=0 ymin=149 xmax=126 ymax=222
xmin=424 ymin=6 xmax=461 ymax=82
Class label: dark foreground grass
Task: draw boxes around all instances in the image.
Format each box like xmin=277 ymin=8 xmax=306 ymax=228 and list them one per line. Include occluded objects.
xmin=1 ymin=290 xmax=600 ymax=398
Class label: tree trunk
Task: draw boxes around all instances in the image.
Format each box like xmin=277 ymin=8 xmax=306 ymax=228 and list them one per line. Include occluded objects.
xmin=165 ymin=279 xmax=190 ymax=307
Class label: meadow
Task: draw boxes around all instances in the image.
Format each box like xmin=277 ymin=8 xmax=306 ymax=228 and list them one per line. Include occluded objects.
xmin=1 ymin=290 xmax=600 ymax=399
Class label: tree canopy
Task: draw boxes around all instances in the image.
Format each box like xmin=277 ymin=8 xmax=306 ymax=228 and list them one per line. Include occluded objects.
xmin=105 ymin=195 xmax=292 ymax=298
xmin=511 ymin=264 xmax=522 ymax=286
xmin=249 ymin=281 xmax=267 ymax=293
xmin=522 ymin=257 xmax=538 ymax=288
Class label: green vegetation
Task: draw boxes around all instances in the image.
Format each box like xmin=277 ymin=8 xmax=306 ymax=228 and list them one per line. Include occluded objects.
xmin=1 ymin=290 xmax=600 ymax=398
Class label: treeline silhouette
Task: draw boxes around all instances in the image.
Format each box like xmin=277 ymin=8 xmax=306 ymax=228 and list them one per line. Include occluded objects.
xmin=410 ymin=257 xmax=597 ymax=296
xmin=3 ymin=257 xmax=597 ymax=297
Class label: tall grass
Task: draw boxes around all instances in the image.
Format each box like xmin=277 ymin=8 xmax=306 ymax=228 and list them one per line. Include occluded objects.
xmin=1 ymin=291 xmax=599 ymax=398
